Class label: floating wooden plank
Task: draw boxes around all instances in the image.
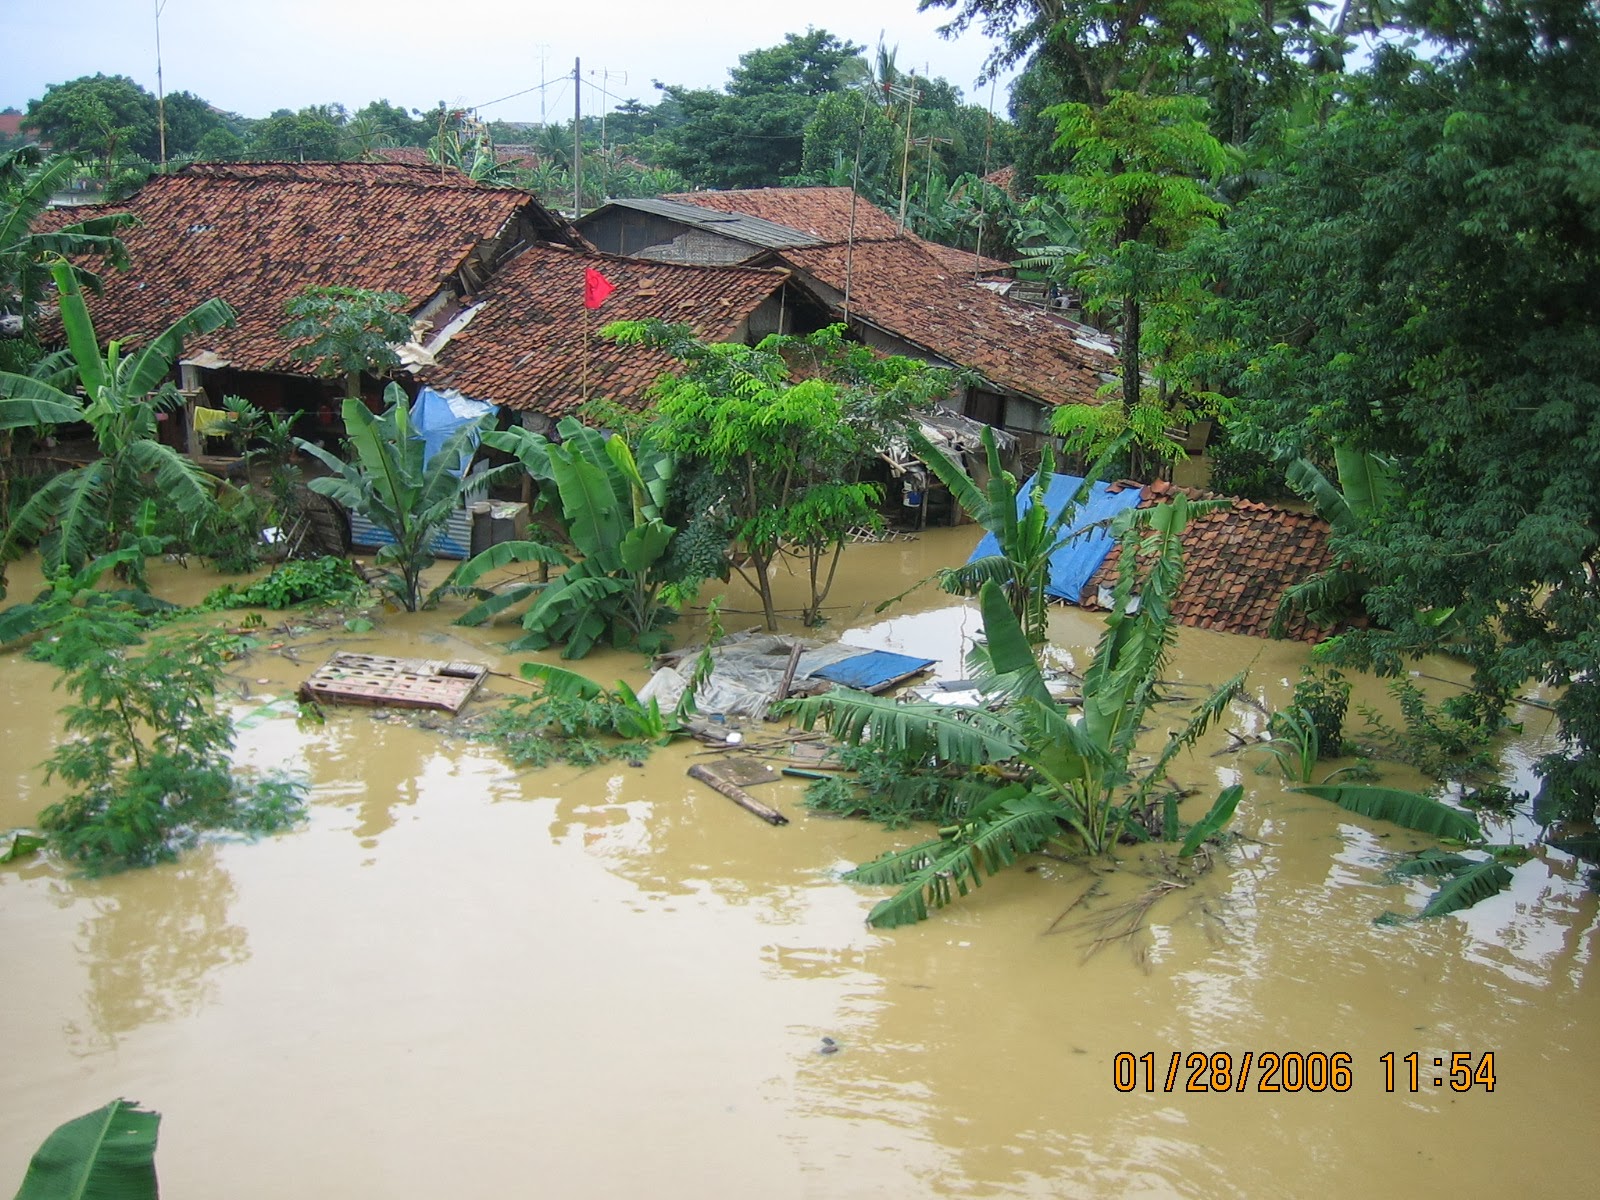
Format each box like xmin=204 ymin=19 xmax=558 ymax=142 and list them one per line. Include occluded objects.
xmin=688 ymin=763 xmax=788 ymax=826
xmin=302 ymin=652 xmax=487 ymax=714
xmin=716 ymin=757 xmax=782 ymax=788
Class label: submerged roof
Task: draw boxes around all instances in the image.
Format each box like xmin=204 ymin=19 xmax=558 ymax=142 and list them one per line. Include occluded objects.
xmin=589 ymin=197 xmax=824 ymax=250
xmin=39 ymin=161 xmax=578 ymax=374
xmin=425 ymin=245 xmax=788 ymax=417
xmin=1084 ymin=481 xmax=1339 ymax=642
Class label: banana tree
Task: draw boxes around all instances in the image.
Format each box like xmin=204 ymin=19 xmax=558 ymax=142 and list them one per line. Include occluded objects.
xmin=295 ymin=384 xmax=516 ymax=612
xmin=0 ymin=259 xmax=235 ymax=595
xmin=914 ymin=422 xmax=1127 ymax=648
xmin=1271 ymin=444 xmax=1397 ymax=633
xmin=786 ymin=494 xmax=1247 ymax=928
xmin=450 ymin=416 xmax=680 ymax=657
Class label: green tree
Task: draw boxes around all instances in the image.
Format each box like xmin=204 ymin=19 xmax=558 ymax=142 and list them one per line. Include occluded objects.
xmin=39 ymin=625 xmax=305 ymax=874
xmin=294 ymin=385 xmax=514 ymax=612
xmin=657 ymin=29 xmax=861 ymax=187
xmin=608 ymin=322 xmax=951 ymax=630
xmin=0 ymin=147 xmax=132 ymax=338
xmin=1206 ymin=3 xmax=1600 ymax=816
xmin=24 ymin=74 xmax=158 ymax=174
xmin=248 ymin=109 xmax=344 ymax=160
xmin=452 ymin=416 xmax=679 ymax=657
xmin=787 ymin=497 xmax=1246 ymax=926
xmin=280 ymin=285 xmax=413 ymax=399
xmin=159 ymin=90 xmax=228 ymax=157
xmin=0 ymin=259 xmax=234 ymax=592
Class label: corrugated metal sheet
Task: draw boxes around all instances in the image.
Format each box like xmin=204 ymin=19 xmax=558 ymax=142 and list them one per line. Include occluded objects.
xmin=349 ymin=508 xmax=473 ymax=560
xmin=589 ymin=198 xmax=823 ymax=250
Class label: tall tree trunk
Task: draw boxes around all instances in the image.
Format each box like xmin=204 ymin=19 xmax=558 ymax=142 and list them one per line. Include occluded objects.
xmin=1121 ymin=294 xmax=1145 ymax=478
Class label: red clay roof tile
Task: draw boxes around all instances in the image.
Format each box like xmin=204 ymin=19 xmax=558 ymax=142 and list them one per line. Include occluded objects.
xmin=425 ymin=246 xmax=788 ymax=417
xmin=1084 ymin=481 xmax=1340 ymax=642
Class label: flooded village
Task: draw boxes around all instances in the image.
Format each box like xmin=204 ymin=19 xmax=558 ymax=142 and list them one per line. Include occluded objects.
xmin=5 ymin=5 xmax=1600 ymax=1196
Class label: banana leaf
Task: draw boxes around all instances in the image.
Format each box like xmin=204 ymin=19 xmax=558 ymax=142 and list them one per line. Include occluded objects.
xmin=1179 ymin=785 xmax=1243 ymax=858
xmin=14 ymin=1098 xmax=161 ymax=1200
xmin=1293 ymin=784 xmax=1481 ymax=841
xmin=1418 ymin=858 xmax=1513 ymax=918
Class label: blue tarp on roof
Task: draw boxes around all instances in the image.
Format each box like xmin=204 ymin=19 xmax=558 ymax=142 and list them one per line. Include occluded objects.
xmin=812 ymin=650 xmax=937 ymax=691
xmin=968 ymin=474 xmax=1145 ymax=602
xmin=413 ymin=386 xmax=497 ymax=474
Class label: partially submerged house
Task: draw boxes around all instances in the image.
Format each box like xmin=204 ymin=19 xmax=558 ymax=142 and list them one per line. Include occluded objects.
xmin=580 ymin=187 xmax=1118 ymax=440
xmin=38 ymin=160 xmax=584 ymax=444
xmin=422 ymin=245 xmax=831 ymax=426
xmin=970 ymin=473 xmax=1339 ymax=641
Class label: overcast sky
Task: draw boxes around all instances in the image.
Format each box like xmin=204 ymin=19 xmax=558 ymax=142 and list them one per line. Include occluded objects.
xmin=10 ymin=0 xmax=1013 ymax=124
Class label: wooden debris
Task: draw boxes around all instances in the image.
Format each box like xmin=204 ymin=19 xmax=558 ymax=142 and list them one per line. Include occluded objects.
xmin=688 ymin=763 xmax=789 ymax=826
xmin=714 ymin=757 xmax=782 ymax=788
xmin=301 ymin=652 xmax=488 ymax=714
xmin=776 ymin=641 xmax=804 ymax=702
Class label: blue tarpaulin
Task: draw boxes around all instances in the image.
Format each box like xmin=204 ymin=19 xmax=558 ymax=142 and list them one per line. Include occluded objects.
xmin=968 ymin=474 xmax=1145 ymax=602
xmin=812 ymin=650 xmax=937 ymax=692
xmin=413 ymin=386 xmax=497 ymax=474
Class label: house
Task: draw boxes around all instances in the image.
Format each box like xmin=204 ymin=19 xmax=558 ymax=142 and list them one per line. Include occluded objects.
xmin=1083 ymin=481 xmax=1340 ymax=642
xmin=580 ymin=187 xmax=1116 ymax=438
xmin=422 ymin=245 xmax=832 ymax=427
xmin=37 ymin=160 xmax=584 ymax=440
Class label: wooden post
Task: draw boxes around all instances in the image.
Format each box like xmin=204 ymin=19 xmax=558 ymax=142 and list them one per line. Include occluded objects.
xmin=688 ymin=764 xmax=788 ymax=826
xmin=776 ymin=640 xmax=804 ymax=703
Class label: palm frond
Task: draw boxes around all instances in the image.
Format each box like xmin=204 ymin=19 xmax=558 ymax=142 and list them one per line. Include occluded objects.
xmin=1417 ymin=858 xmax=1513 ymax=919
xmin=845 ymin=791 xmax=1064 ymax=927
xmin=1384 ymin=849 xmax=1476 ymax=880
xmin=1293 ymin=784 xmax=1482 ymax=841
xmin=782 ymin=689 xmax=1022 ymax=765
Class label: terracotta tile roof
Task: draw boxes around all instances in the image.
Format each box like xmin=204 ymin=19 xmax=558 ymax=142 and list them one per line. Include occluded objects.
xmin=38 ymin=161 xmax=576 ymax=374
xmin=666 ymin=185 xmax=1011 ymax=274
xmin=661 ymin=187 xmax=1107 ymax=407
xmin=773 ymin=238 xmax=1111 ymax=406
xmin=666 ymin=186 xmax=904 ymax=242
xmin=425 ymin=246 xmax=788 ymax=417
xmin=983 ymin=165 xmax=1017 ymax=195
xmin=1083 ymin=481 xmax=1339 ymax=642
xmin=918 ymin=239 xmax=1013 ymax=278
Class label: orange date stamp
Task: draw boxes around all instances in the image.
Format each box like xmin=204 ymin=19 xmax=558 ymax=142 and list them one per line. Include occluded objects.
xmin=1112 ymin=1051 xmax=1497 ymax=1093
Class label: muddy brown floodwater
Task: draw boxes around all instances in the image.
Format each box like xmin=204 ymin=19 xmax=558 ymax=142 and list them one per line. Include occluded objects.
xmin=3 ymin=530 xmax=1597 ymax=1198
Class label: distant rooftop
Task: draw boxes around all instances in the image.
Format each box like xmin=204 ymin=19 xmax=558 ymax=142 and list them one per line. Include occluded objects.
xmin=593 ymin=197 xmax=824 ymax=251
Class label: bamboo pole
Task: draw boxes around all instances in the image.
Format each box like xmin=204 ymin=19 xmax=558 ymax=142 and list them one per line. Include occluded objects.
xmin=688 ymin=764 xmax=788 ymax=826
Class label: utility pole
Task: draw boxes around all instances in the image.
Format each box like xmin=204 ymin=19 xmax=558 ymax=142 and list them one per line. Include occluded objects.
xmin=573 ymin=57 xmax=582 ymax=217
xmin=536 ymin=43 xmax=550 ymax=129
xmin=889 ymin=76 xmax=921 ymax=232
xmin=155 ymin=0 xmax=169 ymax=166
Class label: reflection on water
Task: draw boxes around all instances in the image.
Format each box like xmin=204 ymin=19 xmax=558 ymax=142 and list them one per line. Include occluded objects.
xmin=65 ymin=849 xmax=247 ymax=1051
xmin=2 ymin=538 xmax=1598 ymax=1197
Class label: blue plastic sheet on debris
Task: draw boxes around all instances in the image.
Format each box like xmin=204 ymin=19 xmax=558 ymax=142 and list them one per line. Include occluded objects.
xmin=967 ymin=474 xmax=1145 ymax=602
xmin=812 ymin=650 xmax=937 ymax=690
xmin=413 ymin=386 xmax=497 ymax=474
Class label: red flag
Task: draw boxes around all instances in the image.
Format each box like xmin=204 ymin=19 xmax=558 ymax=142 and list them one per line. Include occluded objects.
xmin=584 ymin=267 xmax=615 ymax=310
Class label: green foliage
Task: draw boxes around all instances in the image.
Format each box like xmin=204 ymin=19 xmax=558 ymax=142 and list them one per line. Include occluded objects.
xmin=1292 ymin=667 xmax=1351 ymax=758
xmin=0 ymin=147 xmax=131 ymax=340
xmin=201 ymin=556 xmax=369 ymax=611
xmin=914 ymin=422 xmax=1126 ymax=647
xmin=609 ymin=321 xmax=954 ymax=630
xmin=296 ymin=384 xmax=512 ymax=612
xmin=788 ymin=498 xmax=1249 ymax=926
xmin=1358 ymin=679 xmax=1503 ymax=782
xmin=38 ymin=629 xmax=307 ymax=874
xmin=1204 ymin=7 xmax=1600 ymax=823
xmin=13 ymin=1097 xmax=161 ymax=1200
xmin=1253 ymin=708 xmax=1321 ymax=784
xmin=1179 ymin=784 xmax=1243 ymax=858
xmin=0 ymin=536 xmax=179 ymax=652
xmin=280 ymin=285 xmax=413 ymax=398
xmin=1291 ymin=784 xmax=1481 ymax=842
xmin=476 ymin=663 xmax=677 ymax=768
xmin=2 ymin=831 xmax=46 ymax=863
xmin=457 ymin=416 xmax=679 ymax=657
xmin=0 ymin=259 xmax=234 ymax=589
